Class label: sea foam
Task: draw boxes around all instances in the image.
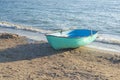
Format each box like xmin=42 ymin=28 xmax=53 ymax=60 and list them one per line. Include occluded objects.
xmin=96 ymin=34 xmax=120 ymax=45
xmin=0 ymin=21 xmax=120 ymax=53
xmin=0 ymin=21 xmax=52 ymax=34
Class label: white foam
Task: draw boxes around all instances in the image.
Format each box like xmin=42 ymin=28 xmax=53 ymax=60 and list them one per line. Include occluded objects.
xmin=87 ymin=42 xmax=120 ymax=53
xmin=0 ymin=27 xmax=47 ymax=41
xmin=96 ymin=34 xmax=120 ymax=45
xmin=87 ymin=34 xmax=120 ymax=53
xmin=0 ymin=21 xmax=120 ymax=53
xmin=0 ymin=21 xmax=52 ymax=34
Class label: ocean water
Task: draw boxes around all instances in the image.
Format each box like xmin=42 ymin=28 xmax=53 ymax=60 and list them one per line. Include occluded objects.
xmin=0 ymin=0 xmax=120 ymax=52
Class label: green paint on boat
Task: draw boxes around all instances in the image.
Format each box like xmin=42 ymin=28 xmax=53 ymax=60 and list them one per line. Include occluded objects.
xmin=46 ymin=29 xmax=98 ymax=50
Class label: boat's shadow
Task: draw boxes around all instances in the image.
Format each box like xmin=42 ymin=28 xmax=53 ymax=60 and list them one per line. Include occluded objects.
xmin=0 ymin=42 xmax=72 ymax=63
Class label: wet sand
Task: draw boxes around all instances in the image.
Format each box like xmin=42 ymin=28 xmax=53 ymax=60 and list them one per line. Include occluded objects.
xmin=0 ymin=33 xmax=120 ymax=80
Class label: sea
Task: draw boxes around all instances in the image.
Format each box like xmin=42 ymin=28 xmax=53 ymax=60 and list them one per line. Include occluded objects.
xmin=0 ymin=0 xmax=120 ymax=52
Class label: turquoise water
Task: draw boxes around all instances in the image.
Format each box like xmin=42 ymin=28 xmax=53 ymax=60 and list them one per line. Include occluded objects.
xmin=0 ymin=0 xmax=120 ymax=52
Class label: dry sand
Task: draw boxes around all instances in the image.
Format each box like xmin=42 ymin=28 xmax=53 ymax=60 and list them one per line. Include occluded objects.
xmin=0 ymin=33 xmax=120 ymax=80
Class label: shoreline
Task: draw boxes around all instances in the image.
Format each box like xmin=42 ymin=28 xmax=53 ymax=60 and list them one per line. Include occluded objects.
xmin=0 ymin=27 xmax=120 ymax=53
xmin=0 ymin=33 xmax=120 ymax=80
xmin=84 ymin=46 xmax=120 ymax=56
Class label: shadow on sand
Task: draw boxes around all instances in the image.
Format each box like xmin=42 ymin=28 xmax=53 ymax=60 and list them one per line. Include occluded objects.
xmin=0 ymin=42 xmax=70 ymax=63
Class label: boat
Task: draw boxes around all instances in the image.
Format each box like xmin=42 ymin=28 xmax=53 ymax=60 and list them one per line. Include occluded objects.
xmin=45 ymin=29 xmax=98 ymax=50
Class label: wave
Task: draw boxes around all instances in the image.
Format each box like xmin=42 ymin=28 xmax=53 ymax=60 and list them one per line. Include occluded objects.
xmin=96 ymin=34 xmax=120 ymax=45
xmin=0 ymin=21 xmax=52 ymax=34
xmin=0 ymin=21 xmax=120 ymax=46
xmin=88 ymin=34 xmax=120 ymax=53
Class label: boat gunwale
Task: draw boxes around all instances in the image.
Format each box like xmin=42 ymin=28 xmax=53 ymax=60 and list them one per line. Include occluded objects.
xmin=45 ymin=30 xmax=98 ymax=39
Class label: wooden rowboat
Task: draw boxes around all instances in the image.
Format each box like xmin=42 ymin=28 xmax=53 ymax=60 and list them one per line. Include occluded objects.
xmin=46 ymin=29 xmax=98 ymax=50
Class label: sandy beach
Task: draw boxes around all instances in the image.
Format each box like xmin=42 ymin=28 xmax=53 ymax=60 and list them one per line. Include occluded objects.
xmin=0 ymin=33 xmax=120 ymax=80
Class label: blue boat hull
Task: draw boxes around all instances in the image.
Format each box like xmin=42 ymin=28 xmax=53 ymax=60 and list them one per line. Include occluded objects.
xmin=46 ymin=29 xmax=98 ymax=50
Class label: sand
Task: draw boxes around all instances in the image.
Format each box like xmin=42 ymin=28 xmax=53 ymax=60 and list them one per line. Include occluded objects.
xmin=0 ymin=33 xmax=120 ymax=80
